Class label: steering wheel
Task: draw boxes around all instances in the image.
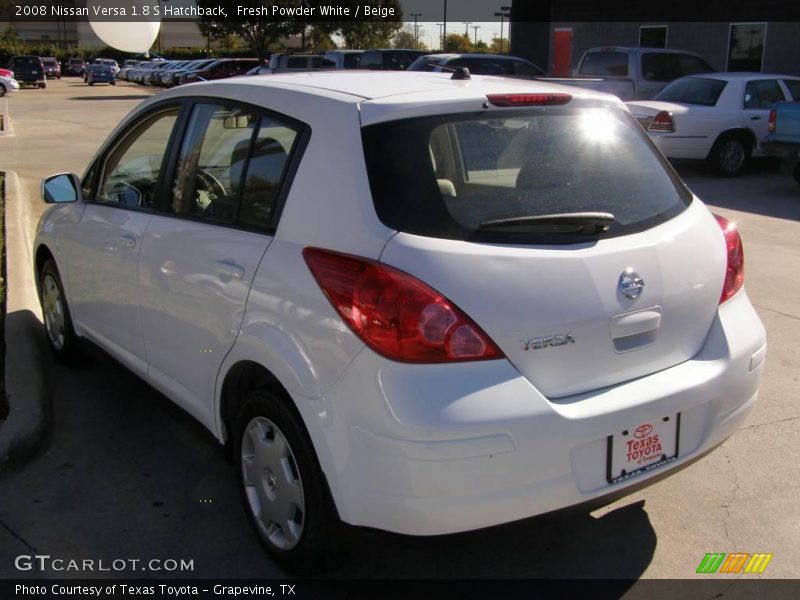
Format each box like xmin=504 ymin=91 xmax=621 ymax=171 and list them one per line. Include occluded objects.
xmin=194 ymin=168 xmax=227 ymax=210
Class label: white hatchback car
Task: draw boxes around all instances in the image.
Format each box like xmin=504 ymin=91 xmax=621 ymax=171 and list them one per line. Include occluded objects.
xmin=627 ymin=73 xmax=800 ymax=176
xmin=35 ymin=72 xmax=766 ymax=571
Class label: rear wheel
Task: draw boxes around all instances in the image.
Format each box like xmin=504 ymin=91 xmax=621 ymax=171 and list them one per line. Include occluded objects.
xmin=234 ymin=389 xmax=336 ymax=574
xmin=0 ymin=83 xmax=5 ymax=97
xmin=38 ymin=82 xmax=46 ymax=89
xmin=39 ymin=259 xmax=81 ymax=364
xmin=709 ymin=133 xmax=750 ymax=177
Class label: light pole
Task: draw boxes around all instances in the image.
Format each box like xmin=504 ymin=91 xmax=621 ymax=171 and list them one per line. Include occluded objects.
xmin=471 ymin=25 xmax=481 ymax=47
xmin=436 ymin=23 xmax=444 ymax=51
xmin=463 ymin=22 xmax=472 ymax=37
xmin=442 ymin=0 xmax=447 ymax=50
xmin=411 ymin=13 xmax=422 ymax=49
xmin=494 ymin=6 xmax=511 ymax=54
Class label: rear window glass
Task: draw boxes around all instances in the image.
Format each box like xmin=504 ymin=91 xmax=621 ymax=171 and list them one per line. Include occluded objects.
xmin=656 ymin=77 xmax=727 ymax=106
xmin=642 ymin=53 xmax=713 ymax=82
xmin=362 ymin=108 xmax=691 ymax=244
xmin=343 ymin=53 xmax=361 ymax=69
xmin=12 ymin=57 xmax=40 ymax=67
xmin=579 ymin=52 xmax=628 ymax=76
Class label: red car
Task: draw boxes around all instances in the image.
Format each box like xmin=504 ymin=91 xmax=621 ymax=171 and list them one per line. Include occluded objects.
xmin=0 ymin=67 xmax=14 ymax=78
xmin=177 ymin=58 xmax=259 ymax=85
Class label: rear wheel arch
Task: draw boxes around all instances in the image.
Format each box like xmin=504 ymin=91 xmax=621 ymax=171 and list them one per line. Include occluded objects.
xmin=707 ymin=129 xmax=755 ymax=176
xmin=709 ymin=128 xmax=756 ymax=155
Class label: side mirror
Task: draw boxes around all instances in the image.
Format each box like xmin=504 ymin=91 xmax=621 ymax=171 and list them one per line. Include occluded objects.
xmin=42 ymin=173 xmax=82 ymax=204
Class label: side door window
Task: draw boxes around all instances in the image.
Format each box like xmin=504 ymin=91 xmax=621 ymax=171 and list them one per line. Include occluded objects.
xmin=744 ymin=80 xmax=786 ymax=109
xmin=170 ymin=103 xmax=300 ymax=230
xmin=512 ymin=60 xmax=545 ymax=77
xmin=96 ymin=108 xmax=180 ymax=208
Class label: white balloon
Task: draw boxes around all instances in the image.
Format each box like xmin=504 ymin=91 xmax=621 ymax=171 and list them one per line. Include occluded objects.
xmin=88 ymin=18 xmax=160 ymax=53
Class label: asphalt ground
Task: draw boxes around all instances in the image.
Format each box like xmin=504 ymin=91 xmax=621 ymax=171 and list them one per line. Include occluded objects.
xmin=0 ymin=78 xmax=797 ymax=583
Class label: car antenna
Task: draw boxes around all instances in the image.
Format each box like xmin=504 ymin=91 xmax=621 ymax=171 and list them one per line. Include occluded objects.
xmin=423 ymin=60 xmax=471 ymax=80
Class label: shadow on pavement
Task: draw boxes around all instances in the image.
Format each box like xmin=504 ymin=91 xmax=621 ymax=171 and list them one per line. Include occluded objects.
xmin=0 ymin=338 xmax=657 ymax=580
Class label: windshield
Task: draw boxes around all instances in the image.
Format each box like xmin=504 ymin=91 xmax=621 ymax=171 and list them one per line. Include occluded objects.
xmin=362 ymin=107 xmax=691 ymax=244
xmin=655 ymin=77 xmax=728 ymax=106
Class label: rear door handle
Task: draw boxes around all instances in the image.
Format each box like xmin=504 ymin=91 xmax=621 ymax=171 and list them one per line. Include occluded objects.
xmin=215 ymin=261 xmax=245 ymax=281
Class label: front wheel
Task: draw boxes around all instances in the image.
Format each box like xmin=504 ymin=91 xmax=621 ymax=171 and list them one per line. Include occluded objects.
xmin=709 ymin=134 xmax=750 ymax=177
xmin=234 ymin=389 xmax=336 ymax=574
xmin=0 ymin=83 xmax=5 ymax=97
xmin=39 ymin=259 xmax=81 ymax=364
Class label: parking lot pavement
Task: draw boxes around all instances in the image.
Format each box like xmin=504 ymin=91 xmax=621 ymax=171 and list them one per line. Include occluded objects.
xmin=0 ymin=80 xmax=798 ymax=580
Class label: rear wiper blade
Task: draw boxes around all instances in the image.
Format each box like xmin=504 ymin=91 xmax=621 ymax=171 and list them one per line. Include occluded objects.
xmin=478 ymin=212 xmax=615 ymax=234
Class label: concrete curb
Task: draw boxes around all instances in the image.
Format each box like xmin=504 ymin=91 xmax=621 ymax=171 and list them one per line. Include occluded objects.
xmin=0 ymin=170 xmax=52 ymax=475
xmin=0 ymin=97 xmax=13 ymax=137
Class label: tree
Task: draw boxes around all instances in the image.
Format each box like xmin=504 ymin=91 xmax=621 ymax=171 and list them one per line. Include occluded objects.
xmin=393 ymin=25 xmax=429 ymax=50
xmin=307 ymin=26 xmax=337 ymax=53
xmin=444 ymin=33 xmax=472 ymax=53
xmin=488 ymin=37 xmax=505 ymax=54
xmin=336 ymin=0 xmax=403 ymax=49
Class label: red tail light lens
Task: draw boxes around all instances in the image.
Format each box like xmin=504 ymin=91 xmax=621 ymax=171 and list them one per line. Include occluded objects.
xmin=487 ymin=93 xmax=572 ymax=107
xmin=768 ymin=109 xmax=777 ymax=134
xmin=303 ymin=248 xmax=504 ymax=363
xmin=648 ymin=110 xmax=674 ymax=133
xmin=714 ymin=215 xmax=744 ymax=304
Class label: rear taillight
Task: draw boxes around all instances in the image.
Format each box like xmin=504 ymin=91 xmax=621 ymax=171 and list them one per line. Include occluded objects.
xmin=768 ymin=108 xmax=777 ymax=134
xmin=648 ymin=110 xmax=674 ymax=133
xmin=303 ymin=248 xmax=504 ymax=363
xmin=714 ymin=214 xmax=744 ymax=304
xmin=487 ymin=93 xmax=572 ymax=107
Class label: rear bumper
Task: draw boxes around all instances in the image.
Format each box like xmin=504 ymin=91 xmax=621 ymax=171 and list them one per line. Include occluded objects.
xmin=296 ymin=290 xmax=766 ymax=535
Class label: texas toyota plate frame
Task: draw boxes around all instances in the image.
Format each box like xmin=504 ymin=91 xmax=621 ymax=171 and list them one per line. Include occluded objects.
xmin=606 ymin=413 xmax=681 ymax=484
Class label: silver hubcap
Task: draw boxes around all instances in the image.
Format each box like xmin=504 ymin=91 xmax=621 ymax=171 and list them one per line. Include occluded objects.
xmin=241 ymin=417 xmax=305 ymax=550
xmin=720 ymin=140 xmax=745 ymax=173
xmin=42 ymin=274 xmax=66 ymax=350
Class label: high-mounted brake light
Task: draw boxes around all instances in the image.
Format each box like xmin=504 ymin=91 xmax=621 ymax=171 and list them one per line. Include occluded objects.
xmin=487 ymin=93 xmax=572 ymax=107
xmin=768 ymin=109 xmax=777 ymax=134
xmin=714 ymin=214 xmax=744 ymax=304
xmin=303 ymin=248 xmax=504 ymax=363
xmin=648 ymin=110 xmax=674 ymax=133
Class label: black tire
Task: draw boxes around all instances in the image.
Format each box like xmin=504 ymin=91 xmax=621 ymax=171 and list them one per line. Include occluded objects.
xmin=793 ymin=162 xmax=800 ymax=186
xmin=39 ymin=259 xmax=82 ymax=364
xmin=708 ymin=133 xmax=750 ymax=177
xmin=111 ymin=81 xmax=116 ymax=86
xmin=0 ymin=83 xmax=5 ymax=97
xmin=88 ymin=82 xmax=93 ymax=86
xmin=234 ymin=389 xmax=336 ymax=574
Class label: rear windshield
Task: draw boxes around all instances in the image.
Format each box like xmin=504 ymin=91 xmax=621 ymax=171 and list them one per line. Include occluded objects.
xmin=362 ymin=108 xmax=691 ymax=244
xmin=656 ymin=77 xmax=727 ymax=106
xmin=12 ymin=57 xmax=40 ymax=67
xmin=42 ymin=58 xmax=58 ymax=66
xmin=579 ymin=52 xmax=629 ymax=77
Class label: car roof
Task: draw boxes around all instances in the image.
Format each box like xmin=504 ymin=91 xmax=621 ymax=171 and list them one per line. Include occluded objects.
xmin=169 ymin=70 xmax=614 ymax=103
xmin=684 ymin=72 xmax=800 ymax=81
xmin=423 ymin=53 xmax=521 ymax=61
xmin=586 ymin=46 xmax=700 ymax=55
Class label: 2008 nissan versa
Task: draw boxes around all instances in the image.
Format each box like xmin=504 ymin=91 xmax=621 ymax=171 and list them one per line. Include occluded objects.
xmin=34 ymin=71 xmax=766 ymax=571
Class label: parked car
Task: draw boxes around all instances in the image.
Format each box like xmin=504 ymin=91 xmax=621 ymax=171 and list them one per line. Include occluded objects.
xmin=66 ymin=57 xmax=86 ymax=76
xmin=123 ymin=59 xmax=140 ymax=68
xmin=763 ymin=97 xmax=800 ymax=184
xmin=627 ymin=73 xmax=800 ymax=176
xmin=321 ymin=50 xmax=363 ymax=69
xmin=161 ymin=59 xmax=215 ymax=88
xmin=41 ymin=57 xmax=61 ymax=79
xmin=0 ymin=72 xmax=19 ymax=96
xmin=0 ymin=67 xmax=14 ymax=79
xmin=409 ymin=53 xmax=545 ymax=78
xmin=7 ymin=55 xmax=46 ymax=88
xmin=87 ymin=64 xmax=116 ymax=86
xmin=546 ymin=46 xmax=714 ymax=101
xmin=358 ymin=49 xmax=426 ymax=70
xmin=116 ymin=61 xmax=144 ymax=81
xmin=34 ymin=72 xmax=766 ymax=573
xmin=85 ymin=58 xmax=119 ymax=82
xmin=177 ymin=58 xmax=259 ymax=85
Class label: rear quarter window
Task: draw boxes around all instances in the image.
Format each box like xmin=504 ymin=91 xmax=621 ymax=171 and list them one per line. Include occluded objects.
xmin=362 ymin=107 xmax=691 ymax=245
xmin=579 ymin=52 xmax=629 ymax=77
